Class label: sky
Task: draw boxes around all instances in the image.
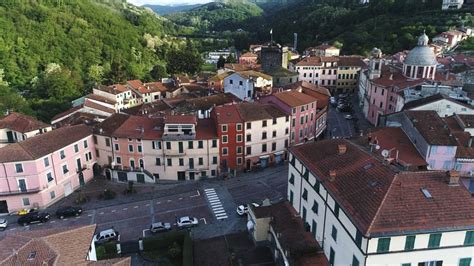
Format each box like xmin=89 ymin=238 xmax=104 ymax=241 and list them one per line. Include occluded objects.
xmin=127 ymin=0 xmax=212 ymax=5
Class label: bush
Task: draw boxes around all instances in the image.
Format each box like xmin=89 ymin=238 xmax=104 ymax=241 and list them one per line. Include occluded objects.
xmin=143 ymin=231 xmax=186 ymax=252
xmin=99 ymin=189 xmax=116 ymax=200
xmin=75 ymin=193 xmax=88 ymax=204
xmin=182 ymin=233 xmax=193 ymax=266
xmin=96 ymin=241 xmax=117 ymax=260
xmin=167 ymin=241 xmax=182 ymax=259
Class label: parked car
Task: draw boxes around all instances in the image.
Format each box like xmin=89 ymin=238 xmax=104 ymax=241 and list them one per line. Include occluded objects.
xmin=94 ymin=229 xmax=119 ymax=244
xmin=150 ymin=222 xmax=171 ymax=233
xmin=177 ymin=216 xmax=199 ymax=228
xmin=0 ymin=218 xmax=8 ymax=230
xmin=337 ymin=105 xmax=352 ymax=113
xmin=56 ymin=206 xmax=83 ymax=219
xmin=236 ymin=203 xmax=260 ymax=216
xmin=330 ymin=97 xmax=337 ymax=106
xmin=17 ymin=212 xmax=50 ymax=226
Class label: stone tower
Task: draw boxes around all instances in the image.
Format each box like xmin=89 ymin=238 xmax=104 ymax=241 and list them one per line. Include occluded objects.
xmin=368 ymin=48 xmax=383 ymax=80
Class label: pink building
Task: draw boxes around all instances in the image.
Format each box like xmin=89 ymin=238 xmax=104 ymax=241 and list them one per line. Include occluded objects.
xmin=260 ymin=90 xmax=318 ymax=144
xmin=0 ymin=125 xmax=96 ymax=213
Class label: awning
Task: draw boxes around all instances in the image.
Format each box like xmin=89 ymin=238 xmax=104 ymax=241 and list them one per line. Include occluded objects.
xmin=259 ymin=155 xmax=270 ymax=159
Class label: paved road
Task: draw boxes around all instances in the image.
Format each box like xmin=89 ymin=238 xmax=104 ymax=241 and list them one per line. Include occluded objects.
xmin=0 ymin=164 xmax=289 ymax=242
xmin=326 ymin=94 xmax=371 ymax=138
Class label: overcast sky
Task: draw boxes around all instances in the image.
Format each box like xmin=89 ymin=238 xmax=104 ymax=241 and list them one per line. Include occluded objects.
xmin=127 ymin=0 xmax=212 ymax=5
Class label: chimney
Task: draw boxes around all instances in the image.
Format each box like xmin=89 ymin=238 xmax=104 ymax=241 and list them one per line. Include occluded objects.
xmin=338 ymin=144 xmax=347 ymax=155
xmin=469 ymin=137 xmax=473 ymax=148
xmin=448 ymin=170 xmax=460 ymax=186
xmin=329 ymin=170 xmax=337 ymax=182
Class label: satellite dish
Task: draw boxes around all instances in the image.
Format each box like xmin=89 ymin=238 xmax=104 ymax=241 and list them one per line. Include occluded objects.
xmin=375 ymin=145 xmax=381 ymax=150
xmin=381 ymin=149 xmax=389 ymax=158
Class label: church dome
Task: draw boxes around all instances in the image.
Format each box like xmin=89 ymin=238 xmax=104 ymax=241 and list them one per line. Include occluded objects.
xmin=404 ymin=32 xmax=437 ymax=67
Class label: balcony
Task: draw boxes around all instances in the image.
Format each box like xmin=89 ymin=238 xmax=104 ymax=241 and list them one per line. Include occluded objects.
xmin=0 ymin=187 xmax=41 ymax=196
xmin=162 ymin=132 xmax=196 ymax=141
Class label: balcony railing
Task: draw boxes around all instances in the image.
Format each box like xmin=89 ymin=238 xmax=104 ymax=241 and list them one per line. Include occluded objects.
xmin=162 ymin=133 xmax=196 ymax=141
xmin=0 ymin=187 xmax=41 ymax=196
xmin=164 ymin=150 xmax=186 ymax=157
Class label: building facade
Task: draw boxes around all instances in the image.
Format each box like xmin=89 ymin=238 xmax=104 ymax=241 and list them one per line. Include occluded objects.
xmin=0 ymin=125 xmax=96 ymax=213
xmin=223 ymin=71 xmax=273 ymax=101
xmin=0 ymin=112 xmax=52 ymax=148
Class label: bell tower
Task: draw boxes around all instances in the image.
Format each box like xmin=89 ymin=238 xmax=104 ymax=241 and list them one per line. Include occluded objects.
xmin=368 ymin=48 xmax=383 ymax=80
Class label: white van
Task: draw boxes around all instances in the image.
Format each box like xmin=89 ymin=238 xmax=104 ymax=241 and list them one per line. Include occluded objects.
xmin=94 ymin=229 xmax=119 ymax=244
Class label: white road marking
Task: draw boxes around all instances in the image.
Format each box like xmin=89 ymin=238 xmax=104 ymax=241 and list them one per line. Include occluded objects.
xmin=142 ymin=229 xmax=150 ymax=238
xmin=156 ymin=202 xmax=161 ymax=204
xmin=134 ymin=206 xmax=139 ymax=209
xmin=76 ymin=216 xmax=81 ymax=219
xmin=64 ymin=218 xmax=68 ymax=221
xmin=111 ymin=210 xmax=116 ymax=213
xmin=212 ymin=207 xmax=224 ymax=211
xmin=9 ymin=228 xmax=16 ymax=231
xmin=200 ymin=218 xmax=207 ymax=224
xmin=204 ymin=188 xmax=215 ymax=192
xmin=166 ymin=200 xmax=172 ymax=203
xmin=99 ymin=212 xmax=104 ymax=215
xmin=178 ymin=198 xmax=183 ymax=200
xmin=50 ymin=221 xmax=56 ymax=223
xmin=145 ymin=204 xmax=150 ymax=206
xmin=214 ymin=209 xmax=226 ymax=214
xmin=216 ymin=215 xmax=228 ymax=220
xmin=88 ymin=214 xmax=92 ymax=217
xmin=123 ymin=208 xmax=128 ymax=211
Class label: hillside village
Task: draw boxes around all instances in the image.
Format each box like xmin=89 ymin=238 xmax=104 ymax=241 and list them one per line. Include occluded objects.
xmin=0 ymin=11 xmax=472 ymax=266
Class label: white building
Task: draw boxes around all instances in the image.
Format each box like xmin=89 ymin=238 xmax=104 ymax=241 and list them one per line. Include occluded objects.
xmin=442 ymin=0 xmax=464 ymax=9
xmin=93 ymin=84 xmax=141 ymax=111
xmin=0 ymin=112 xmax=51 ymax=148
xmin=206 ymin=50 xmax=235 ymax=64
xmin=288 ymin=139 xmax=474 ymax=266
xmin=223 ymin=71 xmax=273 ymax=101
xmin=401 ymin=93 xmax=474 ymax=117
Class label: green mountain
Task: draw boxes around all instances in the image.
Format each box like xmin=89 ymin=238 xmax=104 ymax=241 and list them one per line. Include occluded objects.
xmin=166 ymin=0 xmax=263 ymax=32
xmin=0 ymin=0 xmax=201 ymax=121
xmin=143 ymin=4 xmax=203 ymax=15
xmin=253 ymin=0 xmax=473 ymax=55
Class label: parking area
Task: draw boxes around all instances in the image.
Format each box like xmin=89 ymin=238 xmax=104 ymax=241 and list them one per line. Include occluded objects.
xmin=327 ymin=94 xmax=371 ymax=138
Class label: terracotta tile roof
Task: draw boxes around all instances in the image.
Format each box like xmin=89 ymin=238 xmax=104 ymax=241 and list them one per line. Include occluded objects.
xmin=212 ymin=104 xmax=243 ymax=124
xmin=86 ymin=94 xmax=117 ymax=104
xmin=369 ymin=171 xmax=474 ymax=236
xmin=0 ymin=225 xmax=129 ymax=265
xmin=113 ymin=115 xmax=163 ymax=140
xmin=457 ymin=114 xmax=474 ymax=128
xmin=372 ymin=65 xmax=427 ymax=88
xmin=96 ymin=84 xmax=129 ymax=95
xmin=403 ymin=94 xmax=473 ymax=111
xmin=405 ymin=110 xmax=458 ymax=146
xmin=236 ymin=102 xmax=286 ymax=121
xmin=367 ymin=127 xmax=427 ymax=168
xmin=290 ymin=139 xmax=398 ymax=235
xmin=126 ymin=79 xmax=143 ymax=89
xmin=51 ymin=105 xmax=84 ymax=123
xmin=236 ymin=70 xmax=272 ymax=81
xmin=273 ymin=90 xmax=317 ymax=107
xmin=291 ymin=139 xmax=474 ymax=236
xmin=195 ymin=118 xmax=218 ymax=139
xmin=224 ymin=63 xmax=253 ymax=72
xmin=122 ymin=101 xmax=172 ymax=117
xmin=251 ymin=201 xmax=328 ymax=266
xmin=295 ymin=56 xmax=322 ymax=67
xmin=0 ymin=112 xmax=50 ymax=133
xmin=95 ymin=113 xmax=130 ymax=136
xmin=0 ymin=124 xmax=92 ymax=163
xmin=164 ymin=115 xmax=197 ymax=124
xmin=84 ymin=99 xmax=115 ymax=114
xmin=240 ymin=52 xmax=258 ymax=58
xmin=320 ymin=56 xmax=339 ymax=63
xmin=209 ymin=72 xmax=233 ymax=82
xmin=337 ymin=56 xmax=366 ymax=67
xmin=143 ymin=82 xmax=172 ymax=93
xmin=53 ymin=112 xmax=107 ymax=128
xmin=443 ymin=116 xmax=474 ymax=159
xmin=172 ymin=93 xmax=240 ymax=114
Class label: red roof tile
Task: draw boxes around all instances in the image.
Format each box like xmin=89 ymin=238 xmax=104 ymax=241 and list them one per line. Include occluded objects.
xmin=367 ymin=127 xmax=427 ymax=168
xmin=213 ymin=104 xmax=243 ymax=124
xmin=273 ymin=90 xmax=317 ymax=107
xmin=196 ymin=118 xmax=218 ymax=139
xmin=240 ymin=52 xmax=258 ymax=58
xmin=337 ymin=56 xmax=366 ymax=67
xmin=97 ymin=84 xmax=130 ymax=95
xmin=51 ymin=105 xmax=83 ymax=122
xmin=371 ymin=65 xmax=426 ymax=88
xmin=405 ymin=110 xmax=458 ymax=146
xmin=0 ymin=112 xmax=50 ymax=133
xmin=113 ymin=115 xmax=163 ymax=140
xmin=0 ymin=124 xmax=92 ymax=163
xmin=295 ymin=56 xmax=322 ymax=67
xmin=86 ymin=94 xmax=117 ymax=104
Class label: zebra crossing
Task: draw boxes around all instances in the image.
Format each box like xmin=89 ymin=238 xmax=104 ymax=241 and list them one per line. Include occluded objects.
xmin=204 ymin=188 xmax=228 ymax=220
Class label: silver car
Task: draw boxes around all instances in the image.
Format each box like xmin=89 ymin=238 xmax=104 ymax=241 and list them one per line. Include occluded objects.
xmin=176 ymin=216 xmax=198 ymax=228
xmin=150 ymin=222 xmax=171 ymax=233
xmin=0 ymin=218 xmax=8 ymax=231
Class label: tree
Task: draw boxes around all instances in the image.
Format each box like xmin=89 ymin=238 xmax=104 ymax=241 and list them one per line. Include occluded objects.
xmin=87 ymin=64 xmax=105 ymax=84
xmin=166 ymin=49 xmax=203 ymax=75
xmin=35 ymin=67 xmax=83 ymax=101
xmin=0 ymin=85 xmax=31 ymax=115
xmin=225 ymin=53 xmax=236 ymax=63
xmin=217 ymin=55 xmax=226 ymax=68
xmin=149 ymin=64 xmax=167 ymax=81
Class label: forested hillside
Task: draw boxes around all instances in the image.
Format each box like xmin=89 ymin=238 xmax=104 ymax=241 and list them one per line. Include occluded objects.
xmin=254 ymin=0 xmax=473 ymax=55
xmin=166 ymin=0 xmax=263 ymax=32
xmin=0 ymin=0 xmax=201 ymax=121
xmin=143 ymin=4 xmax=202 ymax=15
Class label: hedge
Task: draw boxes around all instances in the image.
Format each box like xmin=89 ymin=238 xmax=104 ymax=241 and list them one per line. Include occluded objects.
xmin=182 ymin=233 xmax=193 ymax=266
xmin=143 ymin=231 xmax=185 ymax=252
